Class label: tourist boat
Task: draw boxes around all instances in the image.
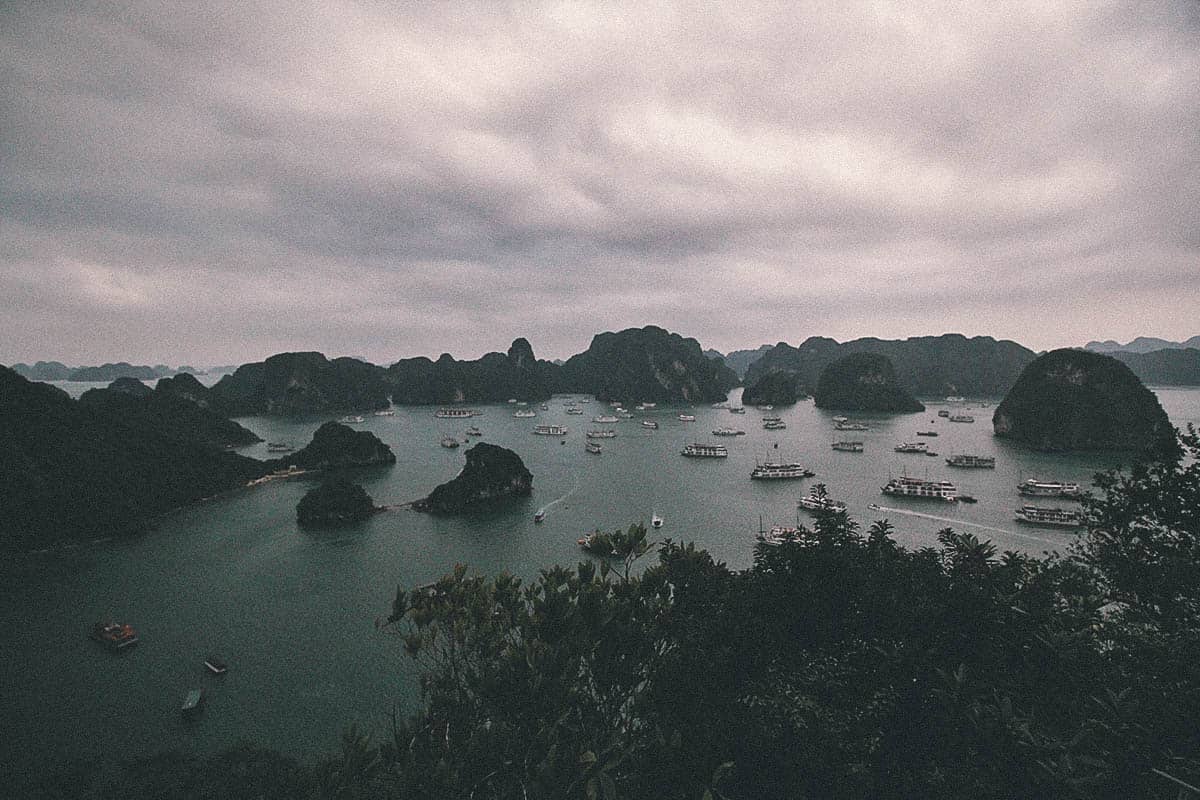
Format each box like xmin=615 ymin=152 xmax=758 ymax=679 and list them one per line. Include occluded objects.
xmin=373 ymin=409 xmax=395 ymax=416
xmin=1017 ymin=479 xmax=1084 ymax=499
xmin=91 ymin=621 xmax=138 ymax=651
xmin=586 ymin=429 xmax=617 ymax=439
xmin=712 ymin=427 xmax=746 ymax=436
xmin=946 ymin=454 xmax=996 ymax=468
xmin=763 ymin=421 xmax=786 ymax=430
xmin=651 ymin=513 xmax=663 ymax=529
xmin=534 ymin=424 xmax=568 ymax=436
xmin=894 ymin=442 xmax=929 ymax=454
xmin=435 ymin=408 xmax=475 ymax=419
xmin=750 ymin=461 xmax=814 ymax=480
xmin=762 ymin=416 xmax=782 ymax=423
xmin=641 ymin=420 xmax=658 ymax=429
xmin=881 ymin=475 xmax=958 ymax=502
xmin=916 ymin=430 xmax=938 ymax=437
xmin=339 ymin=415 xmax=365 ymax=424
xmin=1014 ymin=505 xmax=1083 ymax=528
xmin=759 ymin=526 xmax=800 ymax=546
xmin=959 ymin=495 xmax=978 ymax=503
xmin=678 ymin=414 xmax=696 ymax=422
xmin=681 ymin=443 xmax=728 ymax=458
xmin=534 ymin=508 xmax=546 ymax=523
xmin=592 ymin=414 xmax=619 ymax=423
xmin=540 ymin=404 xmax=549 ymax=410
xmin=565 ymin=407 xmax=584 ymax=415
xmin=181 ymin=688 xmax=205 ymax=715
xmin=798 ymin=488 xmax=847 ymax=514
xmin=617 ymin=410 xmax=633 ymax=418
xmin=465 ymin=426 xmax=482 ymax=436
xmin=945 ymin=395 xmax=966 ymax=403
xmin=758 ymin=404 xmax=774 ymax=410
xmin=440 ymin=436 xmax=460 ymax=449
xmin=835 ymin=420 xmax=869 ymax=431
xmin=204 ymin=658 xmax=228 ymax=675
xmin=642 ymin=402 xmax=657 ymax=409
xmin=832 ymin=416 xmax=848 ymax=423
xmin=515 ymin=401 xmax=527 ymax=406
xmin=266 ymin=442 xmax=293 ymax=453
xmin=937 ymin=410 xmax=951 ymax=418
xmin=831 ymin=441 xmax=864 ymax=452
xmin=513 ymin=409 xmax=536 ymax=418
xmin=585 ymin=441 xmax=602 ymax=454
xmin=729 ymin=407 xmax=746 ymax=414
xmin=507 ymin=399 xmax=517 ymax=404
xmin=948 ymin=414 xmax=975 ymax=423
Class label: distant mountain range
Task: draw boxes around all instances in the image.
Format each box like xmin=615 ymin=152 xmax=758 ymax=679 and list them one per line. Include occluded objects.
xmin=1084 ymin=336 xmax=1200 ymax=354
xmin=9 ymin=361 xmax=208 ymax=381
xmin=706 ymin=345 xmax=775 ymax=379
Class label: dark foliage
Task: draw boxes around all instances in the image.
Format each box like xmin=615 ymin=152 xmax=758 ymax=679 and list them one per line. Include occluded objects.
xmin=744 ymin=333 xmax=1036 ymax=397
xmin=741 ymin=368 xmax=803 ymax=405
xmin=297 ymin=478 xmax=378 ymax=527
xmin=210 ymin=352 xmax=392 ymax=415
xmin=416 ymin=442 xmax=533 ymax=513
xmin=813 ymin=352 xmax=925 ymax=412
xmin=993 ymin=349 xmax=1178 ymax=456
xmin=79 ymin=379 xmax=261 ymax=448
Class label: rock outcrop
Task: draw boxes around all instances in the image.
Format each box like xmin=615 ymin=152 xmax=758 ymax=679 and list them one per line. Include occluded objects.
xmin=296 ymin=479 xmax=379 ymax=528
xmin=275 ymin=422 xmax=396 ymax=471
xmin=993 ymin=349 xmax=1177 ymax=456
xmin=210 ymin=352 xmax=391 ymax=416
xmin=79 ymin=378 xmax=262 ymax=449
xmin=557 ymin=326 xmax=738 ymax=403
xmin=414 ymin=443 xmax=532 ymax=513
xmin=741 ymin=370 xmax=803 ymax=406
xmin=387 ymin=338 xmax=557 ymax=404
xmin=813 ymin=353 xmax=924 ymax=412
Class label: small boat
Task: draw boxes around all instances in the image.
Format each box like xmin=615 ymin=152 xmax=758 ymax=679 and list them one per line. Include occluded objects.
xmin=507 ymin=398 xmax=517 ymax=404
xmin=894 ymin=442 xmax=929 ymax=454
xmin=440 ymin=436 xmax=460 ymax=448
xmin=916 ymin=430 xmax=938 ymax=437
xmin=592 ymin=415 xmax=619 ymax=424
xmin=465 ymin=426 xmax=483 ymax=436
xmin=712 ymin=427 xmax=745 ymax=436
xmin=516 ymin=401 xmax=527 ymax=406
xmin=958 ymin=495 xmax=978 ymax=504
xmin=204 ymin=658 xmax=228 ymax=675
xmin=1015 ymin=505 xmax=1083 ymax=528
xmin=181 ymin=688 xmax=205 ymax=715
xmin=586 ymin=429 xmax=617 ymax=439
xmin=338 ymin=415 xmax=365 ymax=424
xmin=868 ymin=503 xmax=882 ymax=510
xmin=565 ymin=407 xmax=584 ymax=415
xmin=651 ymin=514 xmax=663 ymax=529
xmin=832 ymin=416 xmax=848 ymax=423
xmin=758 ymin=404 xmax=774 ymax=410
xmin=534 ymin=424 xmax=568 ymax=436
xmin=435 ymin=408 xmax=475 ymax=419
xmin=729 ymin=407 xmax=746 ymax=414
xmin=585 ymin=441 xmax=602 ymax=454
xmin=946 ymin=454 xmax=996 ymax=468
xmin=373 ymin=409 xmax=395 ymax=416
xmin=678 ymin=414 xmax=696 ymax=422
xmin=948 ymin=414 xmax=975 ymax=423
xmin=831 ymin=441 xmax=864 ymax=452
xmin=540 ymin=404 xmax=549 ymax=411
xmin=834 ymin=420 xmax=869 ymax=431
xmin=534 ymin=508 xmax=546 ymax=523
xmin=798 ymin=487 xmax=847 ymax=514
xmin=641 ymin=420 xmax=658 ymax=429
xmin=1017 ymin=479 xmax=1084 ymax=499
xmin=945 ymin=395 xmax=966 ymax=403
xmin=266 ymin=442 xmax=294 ymax=453
xmin=681 ymin=443 xmax=728 ymax=458
xmin=91 ymin=621 xmax=138 ymax=651
xmin=642 ymin=402 xmax=657 ymax=409
xmin=513 ymin=409 xmax=537 ymax=418
xmin=937 ymin=410 xmax=951 ymax=418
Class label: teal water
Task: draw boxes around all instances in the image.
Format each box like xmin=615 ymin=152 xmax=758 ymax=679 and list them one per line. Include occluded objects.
xmin=3 ymin=387 xmax=1197 ymax=788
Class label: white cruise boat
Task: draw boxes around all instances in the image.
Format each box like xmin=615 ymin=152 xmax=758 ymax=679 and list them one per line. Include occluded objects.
xmin=894 ymin=442 xmax=929 ymax=454
xmin=834 ymin=420 xmax=869 ymax=431
xmin=651 ymin=513 xmax=663 ymax=529
xmin=712 ymin=427 xmax=746 ymax=436
xmin=831 ymin=441 xmax=863 ymax=452
xmin=592 ymin=415 xmax=619 ymax=424
xmin=1017 ymin=479 xmax=1084 ymax=499
xmin=585 ymin=441 xmax=602 ymax=454
xmin=642 ymin=403 xmax=657 ymax=409
xmin=565 ymin=407 xmax=584 ymax=415
xmin=465 ymin=426 xmax=482 ymax=436
xmin=586 ymin=429 xmax=617 ymax=439
xmin=440 ymin=436 xmax=460 ymax=449
xmin=678 ymin=414 xmax=696 ymax=422
xmin=948 ymin=414 xmax=975 ymax=423
xmin=937 ymin=409 xmax=951 ymax=418
xmin=763 ymin=420 xmax=786 ymax=430
xmin=435 ymin=408 xmax=475 ymax=419
xmin=758 ymin=404 xmax=774 ymax=410
xmin=946 ymin=454 xmax=995 ymax=468
xmin=513 ymin=409 xmax=536 ymax=418
xmin=881 ymin=476 xmax=957 ymax=502
xmin=641 ymin=420 xmax=658 ymax=429
xmin=944 ymin=395 xmax=966 ymax=403
xmin=266 ymin=442 xmax=294 ymax=453
xmin=750 ymin=461 xmax=814 ymax=480
xmin=1014 ymin=506 xmax=1083 ymax=528
xmin=798 ymin=486 xmax=847 ymax=514
xmin=373 ymin=409 xmax=395 ymax=416
xmin=759 ymin=526 xmax=801 ymax=546
xmin=533 ymin=424 xmax=568 ymax=436
xmin=681 ymin=443 xmax=728 ymax=458
xmin=339 ymin=415 xmax=365 ymax=424
xmin=832 ymin=416 xmax=848 ymax=423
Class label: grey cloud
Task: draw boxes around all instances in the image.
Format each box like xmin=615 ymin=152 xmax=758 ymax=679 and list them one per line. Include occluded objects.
xmin=1 ymin=0 xmax=1198 ymax=365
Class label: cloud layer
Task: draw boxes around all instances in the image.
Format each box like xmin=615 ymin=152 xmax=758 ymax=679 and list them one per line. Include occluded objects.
xmin=2 ymin=1 xmax=1198 ymax=364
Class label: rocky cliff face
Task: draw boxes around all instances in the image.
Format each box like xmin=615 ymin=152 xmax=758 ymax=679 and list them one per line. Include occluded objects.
xmin=813 ymin=353 xmax=925 ymax=412
xmin=744 ymin=334 xmax=1035 ymax=398
xmin=993 ymin=349 xmax=1177 ymax=456
xmin=741 ymin=370 xmax=803 ymax=406
xmin=557 ymin=326 xmax=738 ymax=403
xmin=296 ymin=479 xmax=379 ymax=528
xmin=415 ymin=443 xmax=532 ymax=513
xmin=211 ymin=352 xmax=391 ymax=415
xmin=80 ymin=377 xmax=262 ymax=449
xmin=387 ymin=338 xmax=556 ymax=404
xmin=275 ymin=422 xmax=396 ymax=470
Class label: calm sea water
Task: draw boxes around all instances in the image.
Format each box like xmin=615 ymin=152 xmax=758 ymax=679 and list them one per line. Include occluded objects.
xmin=3 ymin=384 xmax=1197 ymax=789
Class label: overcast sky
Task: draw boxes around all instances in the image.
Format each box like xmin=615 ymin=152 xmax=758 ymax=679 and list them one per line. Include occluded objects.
xmin=2 ymin=1 xmax=1198 ymax=366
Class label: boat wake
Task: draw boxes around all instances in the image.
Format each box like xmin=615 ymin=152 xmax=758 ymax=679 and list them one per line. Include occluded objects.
xmin=869 ymin=505 xmax=1060 ymax=546
xmin=540 ymin=478 xmax=581 ymax=518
